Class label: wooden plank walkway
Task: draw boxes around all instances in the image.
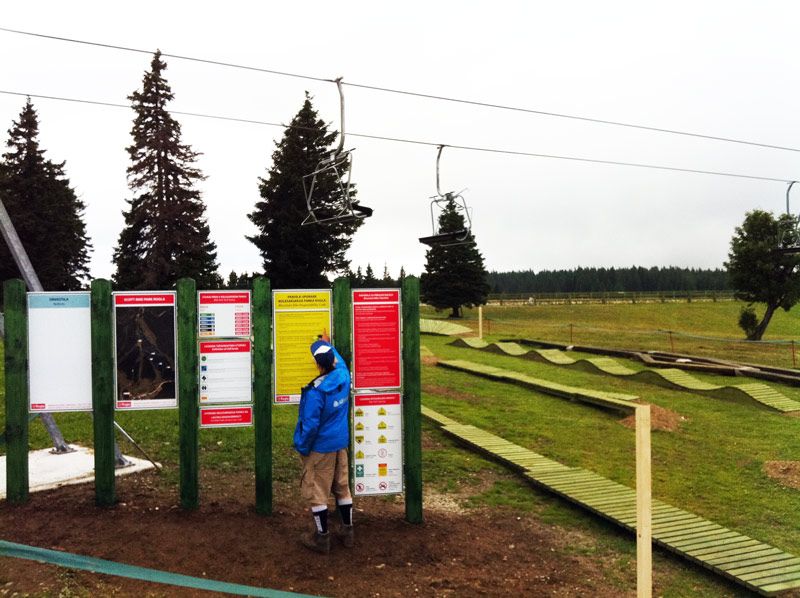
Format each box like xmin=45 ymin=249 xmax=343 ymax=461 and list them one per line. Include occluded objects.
xmin=437 ymin=359 xmax=639 ymax=414
xmin=421 ymin=405 xmax=800 ymax=596
xmin=449 ymin=338 xmax=800 ymax=413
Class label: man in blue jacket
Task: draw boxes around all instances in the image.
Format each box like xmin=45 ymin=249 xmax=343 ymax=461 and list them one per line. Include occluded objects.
xmin=293 ymin=336 xmax=353 ymax=554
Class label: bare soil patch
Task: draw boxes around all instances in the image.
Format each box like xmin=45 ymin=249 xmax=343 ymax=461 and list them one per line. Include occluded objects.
xmin=422 ymin=383 xmax=480 ymax=403
xmin=0 ymin=470 xmax=635 ymax=597
xmin=618 ymin=404 xmax=685 ymax=432
xmin=764 ymin=460 xmax=800 ymax=490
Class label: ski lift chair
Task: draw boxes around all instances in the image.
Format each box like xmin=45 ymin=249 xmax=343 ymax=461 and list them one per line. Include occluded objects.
xmin=418 ymin=145 xmax=473 ymax=246
xmin=301 ymin=77 xmax=372 ymax=226
xmin=774 ymin=181 xmax=800 ymax=255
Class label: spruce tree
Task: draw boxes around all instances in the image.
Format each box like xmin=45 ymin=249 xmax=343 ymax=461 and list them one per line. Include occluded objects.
xmin=247 ymin=94 xmax=363 ymax=288
xmin=113 ymin=51 xmax=220 ymax=290
xmin=363 ymin=264 xmax=378 ymax=288
xmin=420 ymin=198 xmax=489 ymax=317
xmin=0 ymin=99 xmax=91 ymax=293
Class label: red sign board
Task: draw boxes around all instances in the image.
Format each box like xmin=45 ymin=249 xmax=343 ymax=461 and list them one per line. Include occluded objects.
xmin=200 ymin=406 xmax=253 ymax=428
xmin=199 ymin=340 xmax=251 ymax=353
xmin=352 ymin=289 xmax=401 ymax=390
xmin=114 ymin=293 xmax=175 ymax=305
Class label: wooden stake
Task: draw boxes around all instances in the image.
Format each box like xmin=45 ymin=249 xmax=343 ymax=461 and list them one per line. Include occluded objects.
xmin=177 ymin=278 xmax=199 ymax=510
xmin=253 ymin=277 xmax=273 ymax=515
xmin=91 ymin=279 xmax=115 ymax=506
xmin=478 ymin=305 xmax=483 ymax=339
xmin=402 ymin=276 xmax=423 ymax=523
xmin=636 ymin=404 xmax=652 ymax=598
xmin=3 ymin=279 xmax=29 ymax=504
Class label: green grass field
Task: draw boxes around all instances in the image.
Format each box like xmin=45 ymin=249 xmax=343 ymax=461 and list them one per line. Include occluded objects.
xmin=424 ymin=300 xmax=800 ymax=368
xmin=2 ymin=300 xmax=799 ymax=596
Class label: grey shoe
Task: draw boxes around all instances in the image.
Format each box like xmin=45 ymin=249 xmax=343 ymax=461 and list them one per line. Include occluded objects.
xmin=301 ymin=531 xmax=330 ymax=554
xmin=336 ymin=524 xmax=354 ymax=548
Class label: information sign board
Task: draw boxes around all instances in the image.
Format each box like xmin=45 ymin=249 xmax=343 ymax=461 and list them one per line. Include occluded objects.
xmin=198 ymin=291 xmax=251 ymax=338
xmin=113 ymin=292 xmax=177 ymax=410
xmin=352 ymin=289 xmax=402 ymax=390
xmin=199 ymin=340 xmax=252 ymax=404
xmin=200 ymin=405 xmax=253 ymax=428
xmin=27 ymin=292 xmax=93 ymax=412
xmin=272 ymin=290 xmax=332 ymax=404
xmin=352 ymin=392 xmax=403 ymax=496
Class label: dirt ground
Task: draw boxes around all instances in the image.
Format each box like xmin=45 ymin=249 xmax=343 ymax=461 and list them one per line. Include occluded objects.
xmin=764 ymin=460 xmax=800 ymax=490
xmin=619 ymin=404 xmax=685 ymax=432
xmin=0 ymin=470 xmax=636 ymax=597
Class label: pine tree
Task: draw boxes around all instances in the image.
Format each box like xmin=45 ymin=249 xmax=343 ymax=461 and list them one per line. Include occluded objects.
xmin=113 ymin=51 xmax=220 ymax=290
xmin=0 ymin=99 xmax=91 ymax=293
xmin=363 ymin=264 xmax=378 ymax=288
xmin=420 ymin=198 xmax=489 ymax=317
xmin=247 ymin=94 xmax=364 ymax=288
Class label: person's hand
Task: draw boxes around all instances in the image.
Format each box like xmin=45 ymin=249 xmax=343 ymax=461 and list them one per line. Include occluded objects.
xmin=319 ymin=328 xmax=331 ymax=343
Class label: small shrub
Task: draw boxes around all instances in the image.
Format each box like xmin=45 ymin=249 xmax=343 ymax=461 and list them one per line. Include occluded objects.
xmin=738 ymin=305 xmax=759 ymax=338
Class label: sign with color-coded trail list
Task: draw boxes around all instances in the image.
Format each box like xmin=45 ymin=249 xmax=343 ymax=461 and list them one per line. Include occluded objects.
xmin=113 ymin=292 xmax=177 ymax=410
xmin=199 ymin=340 xmax=252 ymax=405
xmin=352 ymin=289 xmax=402 ymax=390
xmin=273 ymin=290 xmax=332 ymax=404
xmin=198 ymin=291 xmax=251 ymax=338
xmin=27 ymin=292 xmax=93 ymax=412
xmin=353 ymin=392 xmax=403 ymax=496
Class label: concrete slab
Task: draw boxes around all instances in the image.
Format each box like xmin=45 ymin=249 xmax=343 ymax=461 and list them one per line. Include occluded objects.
xmin=0 ymin=445 xmax=157 ymax=499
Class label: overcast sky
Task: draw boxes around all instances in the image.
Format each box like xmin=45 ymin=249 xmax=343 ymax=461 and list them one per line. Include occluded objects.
xmin=2 ymin=1 xmax=800 ymax=280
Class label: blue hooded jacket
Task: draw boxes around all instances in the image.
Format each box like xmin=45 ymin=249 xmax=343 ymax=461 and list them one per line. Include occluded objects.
xmin=293 ymin=344 xmax=351 ymax=456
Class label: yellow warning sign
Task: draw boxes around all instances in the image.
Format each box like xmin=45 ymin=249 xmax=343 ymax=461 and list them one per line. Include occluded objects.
xmin=378 ymin=407 xmax=387 ymax=416
xmin=378 ymin=421 xmax=387 ymax=429
xmin=355 ymin=408 xmax=364 ymax=417
xmin=378 ymin=435 xmax=387 ymax=444
xmin=355 ymin=435 xmax=364 ymax=444
xmin=355 ymin=422 xmax=364 ymax=430
xmin=356 ymin=450 xmax=365 ymax=459
xmin=273 ymin=290 xmax=332 ymax=404
xmin=378 ymin=463 xmax=388 ymax=476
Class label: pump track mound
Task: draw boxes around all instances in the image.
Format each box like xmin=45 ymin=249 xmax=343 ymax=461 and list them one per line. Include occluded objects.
xmin=0 ymin=469 xmax=643 ymax=597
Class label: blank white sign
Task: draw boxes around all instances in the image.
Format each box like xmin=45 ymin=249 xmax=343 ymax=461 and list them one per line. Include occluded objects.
xmin=28 ymin=292 xmax=93 ymax=413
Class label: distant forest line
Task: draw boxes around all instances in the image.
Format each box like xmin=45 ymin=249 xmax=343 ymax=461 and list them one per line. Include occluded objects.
xmin=487 ymin=267 xmax=730 ymax=294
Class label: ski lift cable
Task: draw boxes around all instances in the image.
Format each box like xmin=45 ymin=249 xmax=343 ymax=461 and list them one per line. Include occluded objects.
xmin=0 ymin=88 xmax=795 ymax=185
xmin=2 ymin=25 xmax=800 ymax=154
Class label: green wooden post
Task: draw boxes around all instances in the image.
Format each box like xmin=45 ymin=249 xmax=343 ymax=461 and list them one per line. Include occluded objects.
xmin=402 ymin=276 xmax=423 ymax=523
xmin=91 ymin=279 xmax=116 ymax=506
xmin=4 ymin=279 xmax=29 ymax=504
xmin=253 ymin=277 xmax=273 ymax=515
xmin=332 ymin=276 xmax=354 ymax=491
xmin=332 ymin=277 xmax=352 ymax=367
xmin=177 ymin=278 xmax=199 ymax=510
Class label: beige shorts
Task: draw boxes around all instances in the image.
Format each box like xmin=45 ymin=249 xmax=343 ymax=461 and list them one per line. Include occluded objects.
xmin=300 ymin=449 xmax=352 ymax=507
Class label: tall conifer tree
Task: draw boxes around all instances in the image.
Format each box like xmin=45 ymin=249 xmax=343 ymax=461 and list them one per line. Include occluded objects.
xmin=0 ymin=99 xmax=91 ymax=292
xmin=420 ymin=198 xmax=489 ymax=317
xmin=247 ymin=95 xmax=363 ymax=288
xmin=113 ymin=51 xmax=220 ymax=289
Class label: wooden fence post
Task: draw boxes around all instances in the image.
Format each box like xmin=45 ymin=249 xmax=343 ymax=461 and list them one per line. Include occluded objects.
xmin=636 ymin=404 xmax=653 ymax=598
xmin=332 ymin=277 xmax=352 ymax=367
xmin=253 ymin=277 xmax=273 ymax=515
xmin=91 ymin=279 xmax=115 ymax=506
xmin=4 ymin=279 xmax=29 ymax=504
xmin=177 ymin=278 xmax=199 ymax=510
xmin=402 ymin=276 xmax=423 ymax=523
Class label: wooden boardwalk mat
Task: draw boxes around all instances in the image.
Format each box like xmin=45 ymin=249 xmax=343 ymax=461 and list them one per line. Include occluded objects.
xmin=422 ymin=406 xmax=800 ymax=595
xmin=437 ymin=359 xmax=639 ymax=414
xmin=449 ymin=338 xmax=800 ymax=413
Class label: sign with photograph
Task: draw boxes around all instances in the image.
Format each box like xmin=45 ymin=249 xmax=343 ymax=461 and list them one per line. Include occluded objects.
xmin=27 ymin=292 xmax=93 ymax=412
xmin=113 ymin=292 xmax=177 ymax=410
